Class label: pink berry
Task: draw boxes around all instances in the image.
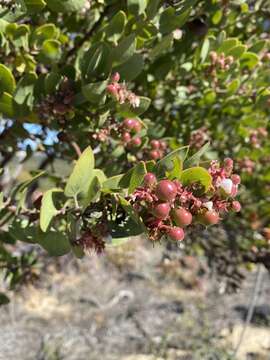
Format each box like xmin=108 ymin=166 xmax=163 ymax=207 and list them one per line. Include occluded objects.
xmin=111 ymin=72 xmax=120 ymax=82
xmin=172 ymin=207 xmax=193 ymax=227
xmin=152 ymin=202 xmax=170 ymax=219
xmin=201 ymin=210 xmax=219 ymax=225
xmin=106 ymin=84 xmax=118 ymax=97
xmin=232 ymin=201 xmax=241 ymax=212
xmin=133 ymin=120 xmax=142 ymax=133
xmin=156 ymin=180 xmax=177 ymax=202
xmin=144 ymin=172 xmax=157 ymax=186
xmin=231 ymin=174 xmax=241 ymax=185
xmin=150 ymin=140 xmax=160 ymax=150
xmin=130 ymin=137 xmax=142 ymax=147
xmin=168 ymin=227 xmax=185 ymax=241
xmin=123 ymin=118 xmax=136 ymax=130
xmin=122 ymin=132 xmax=131 ymax=143
xmin=149 ymin=150 xmax=160 ymax=160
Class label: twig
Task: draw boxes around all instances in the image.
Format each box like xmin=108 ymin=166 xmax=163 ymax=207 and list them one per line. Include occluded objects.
xmin=71 ymin=141 xmax=82 ymax=158
xmin=233 ymin=265 xmax=264 ymax=356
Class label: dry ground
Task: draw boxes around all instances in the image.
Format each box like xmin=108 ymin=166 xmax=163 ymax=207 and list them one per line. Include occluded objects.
xmin=0 ymin=238 xmax=270 ymax=360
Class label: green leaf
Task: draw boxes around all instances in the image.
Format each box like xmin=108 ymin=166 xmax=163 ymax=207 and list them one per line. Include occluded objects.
xmin=40 ymin=188 xmax=63 ymax=232
xmin=23 ymin=0 xmax=46 ymax=13
xmin=13 ymin=72 xmax=37 ymax=109
xmin=114 ymin=53 xmax=144 ymax=81
xmin=181 ymin=167 xmax=212 ymax=193
xmin=240 ymin=52 xmax=259 ymax=70
xmin=119 ymin=161 xmax=147 ymax=193
xmin=227 ymin=45 xmax=247 ymax=60
xmin=227 ymin=78 xmax=240 ymax=94
xmin=44 ymin=72 xmax=62 ymax=94
xmin=39 ymin=39 xmax=62 ymax=63
xmin=184 ymin=142 xmax=210 ymax=167
xmin=155 ymin=146 xmax=189 ymax=176
xmin=249 ymin=40 xmax=266 ymax=53
xmin=0 ymin=64 xmax=15 ymax=94
xmin=218 ymin=38 xmax=239 ymax=54
xmin=149 ymin=34 xmax=173 ymax=61
xmin=82 ymin=80 xmax=108 ymax=103
xmin=83 ymin=43 xmax=111 ymax=80
xmin=212 ymin=9 xmax=222 ymax=24
xmin=0 ymin=92 xmax=14 ymax=117
xmin=117 ymin=96 xmax=151 ymax=117
xmin=106 ymin=11 xmax=126 ymax=42
xmin=160 ymin=6 xmax=190 ymax=34
xmin=65 ymin=146 xmax=95 ymax=198
xmin=146 ymin=0 xmax=161 ymax=20
xmin=127 ymin=0 xmax=147 ymax=16
xmin=200 ymin=37 xmax=210 ymax=63
xmin=112 ymin=34 xmax=136 ymax=66
xmin=82 ymin=169 xmax=106 ymax=207
xmin=102 ymin=174 xmax=124 ymax=190
xmin=39 ymin=231 xmax=71 ymax=256
xmin=47 ymin=0 xmax=86 ymax=13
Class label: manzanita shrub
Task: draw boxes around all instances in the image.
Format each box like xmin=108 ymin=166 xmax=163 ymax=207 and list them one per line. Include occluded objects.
xmin=0 ymin=0 xmax=269 ymax=298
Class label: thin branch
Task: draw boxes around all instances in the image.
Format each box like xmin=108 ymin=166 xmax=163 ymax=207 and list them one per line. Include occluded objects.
xmin=233 ymin=265 xmax=264 ymax=356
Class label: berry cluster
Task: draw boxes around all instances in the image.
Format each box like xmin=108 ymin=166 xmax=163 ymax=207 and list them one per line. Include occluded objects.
xmin=237 ymin=157 xmax=255 ymax=174
xmin=249 ymin=127 xmax=268 ymax=148
xmin=129 ymin=158 xmax=241 ymax=243
xmin=106 ymin=73 xmax=140 ymax=108
xmin=145 ymin=139 xmax=168 ymax=160
xmin=37 ymin=78 xmax=75 ymax=125
xmin=189 ymin=126 xmax=210 ymax=150
xmin=119 ymin=118 xmax=142 ymax=148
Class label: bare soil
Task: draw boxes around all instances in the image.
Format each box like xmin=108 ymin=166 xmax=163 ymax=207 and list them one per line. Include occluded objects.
xmin=0 ymin=238 xmax=270 ymax=360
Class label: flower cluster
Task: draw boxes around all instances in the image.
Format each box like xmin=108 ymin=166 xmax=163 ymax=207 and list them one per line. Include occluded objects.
xmin=209 ymin=51 xmax=234 ymax=72
xmin=106 ymin=73 xmax=140 ymax=108
xmin=129 ymin=158 xmax=241 ymax=243
xmin=248 ymin=127 xmax=268 ymax=148
xmin=189 ymin=126 xmax=210 ymax=150
xmin=237 ymin=157 xmax=256 ymax=174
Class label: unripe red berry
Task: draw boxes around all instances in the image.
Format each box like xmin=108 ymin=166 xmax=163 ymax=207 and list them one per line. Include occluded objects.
xmin=122 ymin=132 xmax=131 ymax=143
xmin=159 ymin=140 xmax=167 ymax=150
xmin=133 ymin=120 xmax=142 ymax=133
xmin=232 ymin=201 xmax=241 ymax=212
xmin=201 ymin=210 xmax=220 ymax=226
xmin=111 ymin=72 xmax=120 ymax=82
xmin=231 ymin=174 xmax=241 ymax=185
xmin=123 ymin=118 xmax=136 ymax=130
xmin=172 ymin=207 xmax=193 ymax=227
xmin=150 ymin=140 xmax=160 ymax=150
xmin=144 ymin=172 xmax=157 ymax=186
xmin=130 ymin=137 xmax=142 ymax=147
xmin=156 ymin=180 xmax=177 ymax=202
xmin=168 ymin=227 xmax=185 ymax=241
xmin=149 ymin=150 xmax=160 ymax=160
xmin=152 ymin=202 xmax=170 ymax=219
